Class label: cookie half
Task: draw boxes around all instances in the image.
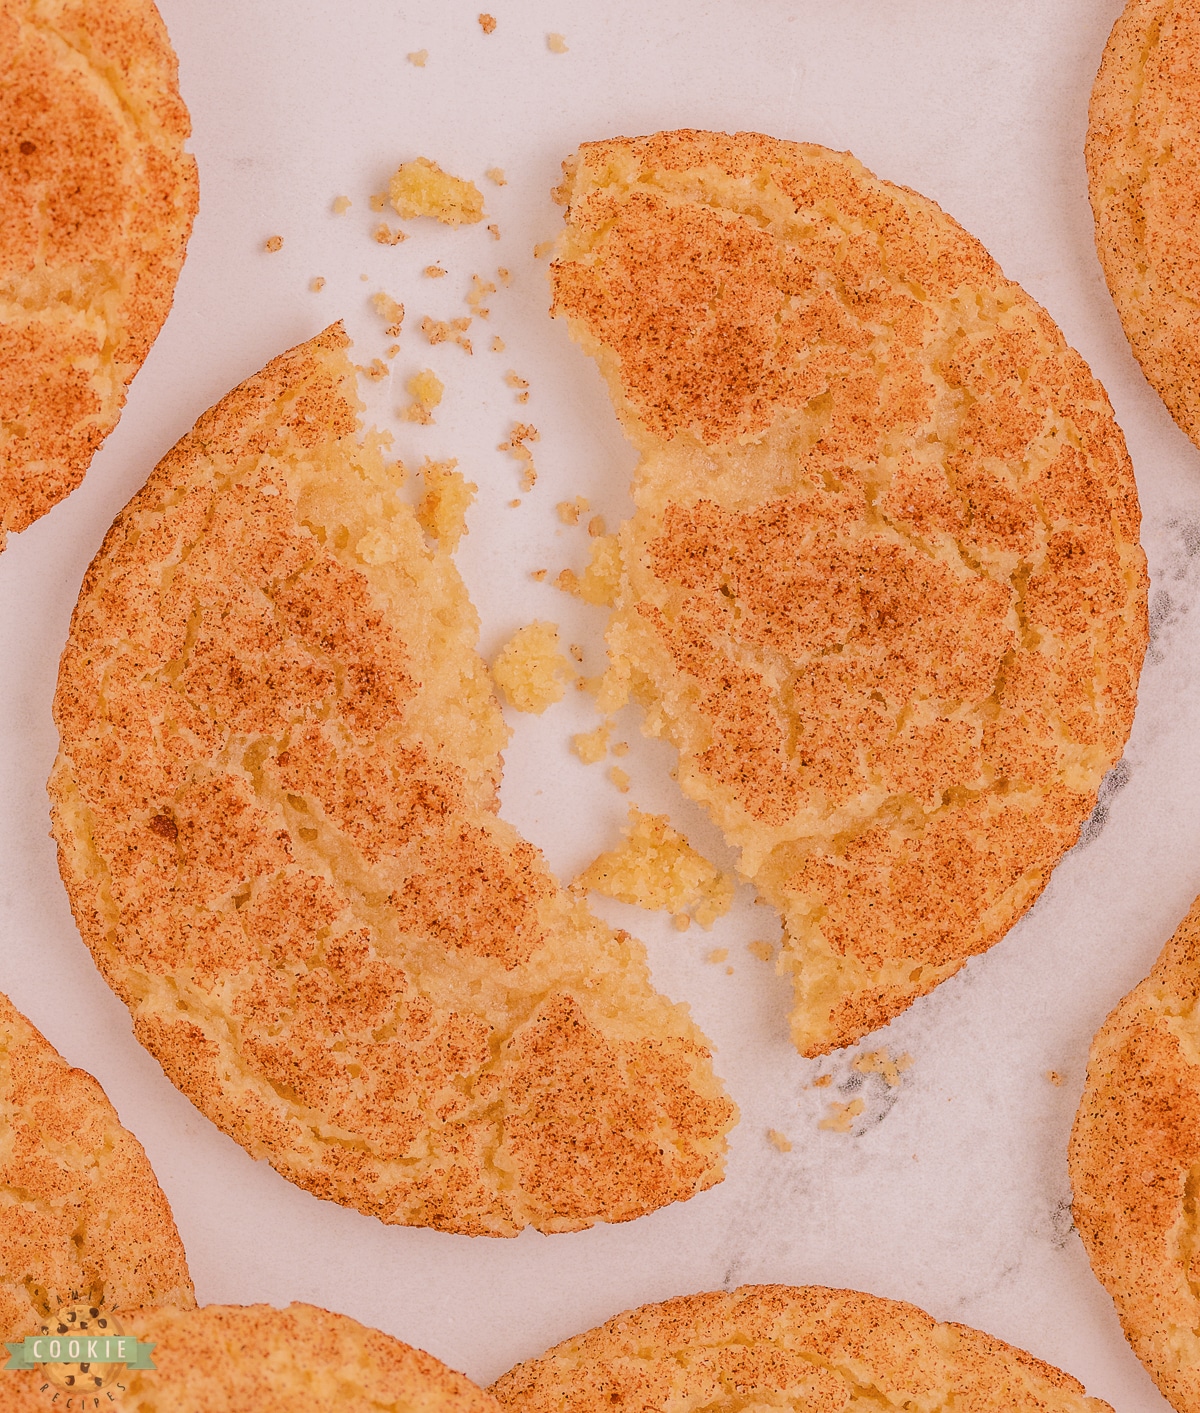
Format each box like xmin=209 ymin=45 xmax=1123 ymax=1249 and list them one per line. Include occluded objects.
xmin=491 ymin=1285 xmax=1110 ymax=1413
xmin=552 ymin=129 xmax=1148 ymax=1055
xmin=1088 ymin=0 xmax=1200 ymax=450
xmin=0 ymin=0 xmax=198 ymax=548
xmin=5 ymin=1302 xmax=499 ymax=1412
xmin=0 ymin=987 xmax=193 ymax=1355
xmin=1070 ymin=897 xmax=1200 ymax=1412
xmin=49 ymin=323 xmax=735 ymax=1236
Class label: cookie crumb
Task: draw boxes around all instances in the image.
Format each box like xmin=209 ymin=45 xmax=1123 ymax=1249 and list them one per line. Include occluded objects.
xmin=369 ymin=193 xmax=387 ymax=212
xmin=421 ymin=315 xmax=473 ymax=353
xmin=424 ymin=264 xmax=447 ymax=278
xmin=498 ymin=422 xmax=539 ymax=488
xmin=401 ymin=368 xmax=443 ymax=423
xmin=555 ymin=568 xmax=581 ymax=596
xmin=371 ymin=292 xmax=405 ymax=337
xmin=530 ymin=568 xmax=548 ymax=582
xmin=497 ymin=266 xmax=512 ymax=285
xmin=373 ymin=223 xmax=408 ymax=245
xmin=819 ymin=1098 xmax=865 ymax=1133
xmin=360 ymin=358 xmax=389 ymax=382
xmin=533 ymin=239 xmax=554 ymax=259
xmin=408 ymin=49 xmax=428 ymax=66
xmin=587 ymin=514 xmax=607 ymax=537
xmin=264 ymin=235 xmax=283 ymax=252
xmin=556 ymin=495 xmax=587 ymax=525
xmin=416 ymin=459 xmax=476 ymax=550
xmin=478 ymin=13 xmax=496 ymax=33
xmin=486 ymin=167 xmax=507 ymax=186
xmin=487 ymin=223 xmax=501 ymax=240
xmin=608 ymin=766 xmax=631 ymax=793
xmin=768 ymin=1129 xmax=793 ymax=1153
xmin=1047 ymin=1069 xmax=1065 ymax=1086
xmin=706 ymin=948 xmax=728 ymax=964
xmin=331 ymin=195 xmax=351 ymax=214
xmin=748 ymin=940 xmax=774 ymax=962
xmin=852 ymin=1049 xmax=914 ymax=1088
xmin=611 ymin=741 xmax=629 ymax=757
xmin=547 ymin=32 xmax=568 ymax=52
xmin=569 ymin=643 xmax=584 ymax=664
xmin=673 ymin=914 xmax=691 ymax=932
xmin=492 ymin=622 xmax=571 ymax=713
xmin=491 ymin=335 xmax=506 ymax=353
xmin=572 ymin=723 xmax=610 ymax=764
xmin=467 ymin=273 xmax=497 ymax=314
xmin=310 ymin=276 xmax=326 ymax=292
xmin=507 ymin=370 xmax=531 ymax=404
xmin=390 ymin=157 xmax=484 ymax=226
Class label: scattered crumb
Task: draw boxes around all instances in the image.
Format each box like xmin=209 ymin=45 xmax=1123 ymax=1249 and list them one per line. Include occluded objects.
xmin=360 ymin=273 xmax=368 ymax=281
xmin=533 ymin=239 xmax=554 ymax=259
xmin=1047 ymin=1070 xmax=1065 ymax=1086
xmin=401 ymin=368 xmax=443 ymax=423
xmin=421 ymin=315 xmax=473 ymax=353
xmin=389 ymin=157 xmax=484 ymax=226
xmin=310 ymin=276 xmax=326 ymax=292
xmin=556 ymin=495 xmax=588 ymax=525
xmin=371 ymin=292 xmax=405 ymax=337
xmin=416 ymin=459 xmax=476 ymax=550
xmin=576 ymin=534 xmax=621 ymax=606
xmin=568 ymin=643 xmax=584 ymax=664
xmin=511 ymin=499 xmax=522 ymax=508
xmin=478 ymin=12 xmax=496 ymax=33
xmin=486 ymin=167 xmax=507 ymax=186
xmin=369 ymin=193 xmax=387 ymax=212
xmin=587 ymin=514 xmax=607 ymax=537
xmin=497 ymin=267 xmax=512 ymax=285
xmin=331 ymin=195 xmax=351 ymax=214
xmin=852 ymin=1050 xmax=914 ymax=1089
xmin=768 ymin=1129 xmax=793 ymax=1153
xmin=492 ymin=622 xmax=571 ymax=713
xmin=575 ymin=809 xmax=736 ymax=926
xmin=360 ymin=358 xmax=389 ymax=382
xmin=373 ymin=224 xmax=408 ymax=245
xmin=407 ymin=49 xmax=428 ymax=66
xmin=491 ymin=335 xmax=506 ymax=352
xmin=507 ymin=371 xmax=531 ymax=404
xmin=498 ymin=422 xmax=540 ymax=489
xmin=264 ymin=235 xmax=283 ymax=252
xmin=487 ymin=223 xmax=501 ymax=240
xmin=386 ymin=344 xmax=400 ymax=359
xmin=608 ymin=766 xmax=631 ymax=793
xmin=819 ymin=1098 xmax=865 ymax=1133
xmin=530 ymin=568 xmax=548 ymax=582
xmin=812 ymin=1074 xmax=833 ymax=1089
xmin=424 ymin=264 xmax=447 ymax=279
xmin=748 ymin=940 xmax=774 ymax=962
xmin=611 ymin=741 xmax=629 ymax=758
xmin=555 ymin=568 xmax=581 ymax=596
xmin=673 ymin=914 xmax=691 ymax=932
xmin=571 ymin=723 xmax=610 ymax=764
xmin=725 ymin=965 xmax=734 ymax=975
xmin=707 ymin=949 xmax=729 ymax=964
xmin=467 ymin=273 xmax=496 ymax=315
xmin=547 ymin=32 xmax=568 ymax=52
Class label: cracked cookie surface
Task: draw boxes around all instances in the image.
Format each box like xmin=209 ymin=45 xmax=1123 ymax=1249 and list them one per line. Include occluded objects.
xmin=491 ymin=1285 xmax=1111 ymax=1413
xmin=0 ymin=0 xmax=197 ymax=548
xmin=48 ymin=323 xmax=734 ymax=1237
xmin=552 ymin=130 xmax=1147 ymax=1055
xmin=1088 ymin=0 xmax=1200 ymax=451
xmin=1070 ymin=897 xmax=1200 ymax=1413
xmin=0 ymin=987 xmax=193 ymax=1364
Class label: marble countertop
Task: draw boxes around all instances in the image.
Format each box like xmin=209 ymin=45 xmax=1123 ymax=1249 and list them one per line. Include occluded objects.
xmin=1 ymin=2 xmax=1195 ymax=1408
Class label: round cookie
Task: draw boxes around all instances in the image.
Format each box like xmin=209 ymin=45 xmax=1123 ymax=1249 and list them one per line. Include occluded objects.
xmin=4 ymin=1302 xmax=500 ymax=1412
xmin=1070 ymin=896 xmax=1200 ymax=1412
xmin=0 ymin=986 xmax=193 ymax=1404
xmin=1088 ymin=0 xmax=1200 ymax=449
xmin=552 ymin=130 xmax=1148 ymax=1055
xmin=49 ymin=323 xmax=734 ymax=1237
xmin=491 ymin=1285 xmax=1111 ymax=1413
xmin=0 ymin=0 xmax=197 ymax=549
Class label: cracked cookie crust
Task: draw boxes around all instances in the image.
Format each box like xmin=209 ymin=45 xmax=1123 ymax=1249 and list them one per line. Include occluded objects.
xmin=0 ymin=988 xmax=193 ymax=1355
xmin=552 ymin=130 xmax=1148 ymax=1055
xmin=1070 ymin=897 xmax=1200 ymax=1413
xmin=48 ymin=323 xmax=734 ymax=1237
xmin=0 ymin=0 xmax=197 ymax=549
xmin=490 ymin=1285 xmax=1112 ymax=1413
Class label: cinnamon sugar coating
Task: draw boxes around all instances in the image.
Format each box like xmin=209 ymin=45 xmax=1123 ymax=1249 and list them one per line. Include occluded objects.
xmin=1070 ymin=898 xmax=1200 ymax=1413
xmin=0 ymin=0 xmax=197 ymax=548
xmin=491 ymin=1285 xmax=1111 ymax=1413
xmin=0 ymin=988 xmax=193 ymax=1385
xmin=552 ymin=130 xmax=1147 ymax=1055
xmin=1088 ymin=0 xmax=1200 ymax=450
xmin=49 ymin=323 xmax=733 ymax=1236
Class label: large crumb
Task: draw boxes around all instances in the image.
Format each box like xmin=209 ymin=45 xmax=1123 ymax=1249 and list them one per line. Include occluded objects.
xmin=264 ymin=235 xmax=283 ymax=252
xmin=331 ymin=195 xmax=351 ymax=214
xmin=557 ymin=496 xmax=588 ymax=525
xmin=389 ymin=157 xmax=484 ymax=226
xmin=486 ymin=167 xmax=507 ymax=186
xmin=767 ymin=1129 xmax=793 ymax=1153
xmin=819 ymin=1099 xmax=865 ymax=1133
xmin=747 ymin=940 xmax=774 ymax=962
xmin=851 ymin=1049 xmax=913 ymax=1088
xmin=421 ymin=315 xmax=472 ymax=353
xmin=424 ymin=264 xmax=447 ymax=279
xmin=373 ymin=223 xmax=408 ymax=246
xmin=416 ymin=459 xmax=476 ymax=550
xmin=407 ymin=49 xmax=428 ymax=66
xmin=575 ymin=808 xmax=735 ymax=927
xmin=547 ymin=32 xmax=568 ymax=53
xmin=492 ymin=622 xmax=571 ymax=713
xmin=499 ymin=422 xmax=540 ymax=489
xmin=467 ymin=274 xmax=497 ymax=315
xmin=401 ymin=368 xmax=443 ymax=423
xmin=310 ymin=276 xmax=326 ymax=292
xmin=572 ymin=722 xmax=611 ymax=764
xmin=371 ymin=292 xmax=405 ymax=337
xmin=478 ymin=12 xmax=496 ymax=32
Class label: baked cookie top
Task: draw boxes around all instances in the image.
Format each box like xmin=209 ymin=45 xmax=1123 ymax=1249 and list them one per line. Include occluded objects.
xmin=0 ymin=0 xmax=197 ymax=547
xmin=0 ymin=988 xmax=193 ymax=1342
xmin=491 ymin=1285 xmax=1111 ymax=1413
xmin=553 ymin=129 xmax=1148 ymax=1054
xmin=1089 ymin=0 xmax=1200 ymax=450
xmin=4 ymin=1302 xmax=501 ymax=1412
xmin=1070 ymin=896 xmax=1200 ymax=1413
xmin=49 ymin=323 xmax=734 ymax=1237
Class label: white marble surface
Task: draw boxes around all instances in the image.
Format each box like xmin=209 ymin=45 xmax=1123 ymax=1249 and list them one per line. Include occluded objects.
xmin=2 ymin=1 xmax=1198 ymax=1407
